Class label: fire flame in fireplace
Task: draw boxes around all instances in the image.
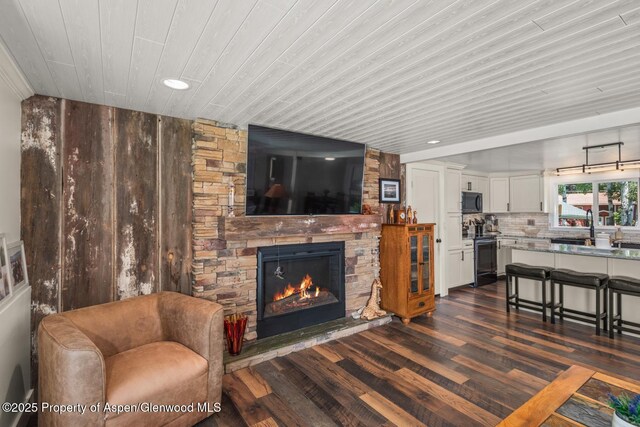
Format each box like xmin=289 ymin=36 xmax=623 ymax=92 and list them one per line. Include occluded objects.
xmin=273 ymin=274 xmax=320 ymax=301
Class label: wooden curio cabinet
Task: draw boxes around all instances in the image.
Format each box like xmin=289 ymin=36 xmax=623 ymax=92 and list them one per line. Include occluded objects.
xmin=380 ymin=223 xmax=435 ymax=324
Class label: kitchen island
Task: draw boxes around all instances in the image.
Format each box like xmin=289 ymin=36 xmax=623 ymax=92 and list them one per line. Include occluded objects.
xmin=507 ymin=242 xmax=640 ymax=331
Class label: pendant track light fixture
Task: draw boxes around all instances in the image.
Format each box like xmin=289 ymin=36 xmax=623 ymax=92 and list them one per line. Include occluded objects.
xmin=555 ymin=142 xmax=640 ymax=176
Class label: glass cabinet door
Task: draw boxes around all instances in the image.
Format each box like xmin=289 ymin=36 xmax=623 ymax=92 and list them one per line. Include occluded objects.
xmin=421 ymin=233 xmax=430 ymax=292
xmin=409 ymin=235 xmax=419 ymax=294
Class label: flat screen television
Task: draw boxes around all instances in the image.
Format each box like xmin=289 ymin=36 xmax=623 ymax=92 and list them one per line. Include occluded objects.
xmin=246 ymin=124 xmax=366 ymax=216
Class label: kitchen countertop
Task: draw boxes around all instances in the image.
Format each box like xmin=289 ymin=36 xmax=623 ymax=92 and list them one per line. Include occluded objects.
xmin=508 ymin=242 xmax=640 ymax=260
xmin=462 ymin=233 xmax=550 ymax=241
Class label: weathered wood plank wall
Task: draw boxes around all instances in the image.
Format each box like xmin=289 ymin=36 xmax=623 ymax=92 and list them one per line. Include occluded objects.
xmin=21 ymin=96 xmax=62 ymax=381
xmin=114 ymin=109 xmax=159 ymax=299
xmin=21 ymin=96 xmax=193 ymax=380
xmin=62 ymin=101 xmax=114 ymax=310
xmin=160 ymin=116 xmax=193 ymax=294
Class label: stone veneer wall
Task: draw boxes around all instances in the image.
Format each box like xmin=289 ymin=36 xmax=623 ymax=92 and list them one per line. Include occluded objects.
xmin=191 ymin=119 xmax=387 ymax=341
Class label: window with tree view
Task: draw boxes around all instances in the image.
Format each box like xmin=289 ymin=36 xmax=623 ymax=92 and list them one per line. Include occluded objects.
xmin=556 ymin=180 xmax=639 ymax=228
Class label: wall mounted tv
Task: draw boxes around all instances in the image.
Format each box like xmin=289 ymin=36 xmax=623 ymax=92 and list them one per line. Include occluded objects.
xmin=246 ymin=125 xmax=366 ymax=216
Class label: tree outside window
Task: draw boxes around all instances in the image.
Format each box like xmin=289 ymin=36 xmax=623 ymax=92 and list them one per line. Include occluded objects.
xmin=556 ymin=180 xmax=639 ymax=228
xmin=598 ymin=181 xmax=638 ymax=226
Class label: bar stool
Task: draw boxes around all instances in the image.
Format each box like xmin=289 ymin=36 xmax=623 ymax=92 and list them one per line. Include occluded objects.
xmin=505 ymin=263 xmax=553 ymax=322
xmin=550 ymin=269 xmax=609 ymax=335
xmin=608 ymin=276 xmax=640 ymax=338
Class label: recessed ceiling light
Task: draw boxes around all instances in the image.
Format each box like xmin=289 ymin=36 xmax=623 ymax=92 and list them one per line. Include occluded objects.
xmin=427 ymin=140 xmax=441 ymax=144
xmin=325 ymin=157 xmax=335 ymax=161
xmin=163 ymin=79 xmax=190 ymax=90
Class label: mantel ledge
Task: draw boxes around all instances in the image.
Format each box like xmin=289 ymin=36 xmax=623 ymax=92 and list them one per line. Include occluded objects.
xmin=220 ymin=215 xmax=381 ymax=241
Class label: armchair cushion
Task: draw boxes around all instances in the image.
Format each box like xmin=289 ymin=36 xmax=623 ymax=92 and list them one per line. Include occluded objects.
xmin=38 ymin=291 xmax=223 ymax=427
xmin=105 ymin=342 xmax=208 ymax=426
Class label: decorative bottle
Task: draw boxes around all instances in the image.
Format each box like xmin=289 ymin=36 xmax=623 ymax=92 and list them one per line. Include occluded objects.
xmin=228 ymin=183 xmax=235 ymax=217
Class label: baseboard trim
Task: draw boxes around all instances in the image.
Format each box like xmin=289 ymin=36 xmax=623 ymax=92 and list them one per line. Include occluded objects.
xmin=448 ymin=283 xmax=473 ymax=292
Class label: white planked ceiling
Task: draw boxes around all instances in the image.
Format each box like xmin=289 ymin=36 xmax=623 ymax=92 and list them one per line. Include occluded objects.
xmin=436 ymin=124 xmax=640 ymax=172
xmin=1 ymin=0 xmax=640 ymax=155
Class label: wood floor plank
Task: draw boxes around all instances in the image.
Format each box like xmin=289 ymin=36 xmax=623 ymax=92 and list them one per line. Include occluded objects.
xmin=222 ymin=373 xmax=275 ymax=426
xmin=497 ymin=365 xmax=595 ymax=427
xmin=576 ymin=378 xmax=630 ymax=406
xmin=360 ymin=329 xmax=470 ymax=384
xmin=555 ymin=394 xmax=613 ymax=427
xmin=507 ymin=368 xmax=550 ymax=390
xmin=359 ymin=392 xmax=426 ymax=427
xmin=542 ymin=413 xmax=584 ymax=426
xmin=396 ymin=367 xmax=502 ymax=426
xmin=333 ymin=337 xmax=404 ymax=373
xmin=220 ymin=282 xmax=640 ymax=426
xmin=312 ymin=343 xmax=344 ymax=363
xmin=274 ymin=355 xmax=384 ymax=426
xmin=288 ymin=348 xmax=370 ymax=396
xmin=406 ymin=321 xmax=466 ymax=346
xmin=258 ymin=393 xmax=312 ymax=427
xmin=592 ymin=372 xmax=640 ymax=394
xmin=234 ymin=368 xmax=272 ymax=399
xmin=337 ymin=353 xmax=476 ymax=426
xmin=253 ymin=362 xmax=337 ymax=427
xmin=422 ymin=314 xmax=565 ymax=380
xmin=455 ymin=314 xmax=576 ymax=353
xmin=336 ymin=333 xmax=517 ymax=419
xmin=250 ymin=418 xmax=278 ymax=427
xmin=532 ymin=328 xmax=640 ymax=360
xmin=453 ymin=354 xmax=541 ymax=395
xmin=490 ymin=334 xmax=640 ymax=380
xmin=196 ymin=392 xmax=246 ymax=427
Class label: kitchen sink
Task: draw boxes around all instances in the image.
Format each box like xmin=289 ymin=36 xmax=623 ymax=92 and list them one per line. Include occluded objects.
xmin=617 ymin=242 xmax=640 ymax=250
xmin=550 ymin=238 xmax=593 ymax=246
xmin=550 ymin=238 xmax=640 ymax=250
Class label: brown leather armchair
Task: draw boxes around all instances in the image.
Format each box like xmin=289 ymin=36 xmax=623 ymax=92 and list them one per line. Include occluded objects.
xmin=38 ymin=292 xmax=224 ymax=427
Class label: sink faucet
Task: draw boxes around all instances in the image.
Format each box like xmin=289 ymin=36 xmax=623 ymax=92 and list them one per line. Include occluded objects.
xmin=586 ymin=208 xmax=595 ymax=240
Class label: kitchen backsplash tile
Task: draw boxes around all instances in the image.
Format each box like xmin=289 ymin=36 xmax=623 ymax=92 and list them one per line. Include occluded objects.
xmin=493 ymin=212 xmax=640 ymax=243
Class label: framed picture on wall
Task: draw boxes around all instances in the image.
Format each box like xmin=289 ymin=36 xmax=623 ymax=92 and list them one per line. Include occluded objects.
xmin=7 ymin=241 xmax=28 ymax=289
xmin=379 ymin=178 xmax=401 ymax=203
xmin=0 ymin=234 xmax=12 ymax=303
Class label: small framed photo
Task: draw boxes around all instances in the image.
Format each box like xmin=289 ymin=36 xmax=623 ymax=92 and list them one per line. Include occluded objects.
xmin=0 ymin=234 xmax=12 ymax=303
xmin=7 ymin=241 xmax=28 ymax=289
xmin=379 ymin=178 xmax=401 ymax=203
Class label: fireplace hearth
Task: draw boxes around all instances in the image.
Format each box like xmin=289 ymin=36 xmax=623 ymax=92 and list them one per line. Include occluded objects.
xmin=257 ymin=242 xmax=345 ymax=338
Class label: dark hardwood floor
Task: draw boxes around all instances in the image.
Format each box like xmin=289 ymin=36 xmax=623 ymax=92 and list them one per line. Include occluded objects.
xmin=209 ymin=281 xmax=640 ymax=427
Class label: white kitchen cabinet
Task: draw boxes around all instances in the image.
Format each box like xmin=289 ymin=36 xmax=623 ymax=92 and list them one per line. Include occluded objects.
xmin=489 ymin=175 xmax=542 ymax=213
xmin=497 ymin=238 xmax=518 ymax=275
xmin=446 ymin=214 xmax=462 ymax=250
xmin=490 ymin=177 xmax=510 ymax=213
xmin=510 ymin=175 xmax=543 ymax=213
xmin=446 ymin=169 xmax=461 ymax=213
xmin=461 ymin=175 xmax=489 ymax=193
xmin=446 ymin=250 xmax=462 ymax=289
xmin=461 ymin=248 xmax=474 ymax=285
xmin=461 ymin=174 xmax=477 ymax=192
xmin=477 ymin=177 xmax=489 ymax=200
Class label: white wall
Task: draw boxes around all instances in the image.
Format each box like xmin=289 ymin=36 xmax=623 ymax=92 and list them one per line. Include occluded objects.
xmin=0 ymin=286 xmax=31 ymax=427
xmin=0 ymin=56 xmax=32 ymax=427
xmin=0 ymin=69 xmax=21 ymax=241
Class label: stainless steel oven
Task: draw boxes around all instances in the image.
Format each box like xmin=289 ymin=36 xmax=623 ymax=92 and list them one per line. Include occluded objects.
xmin=474 ymin=236 xmax=497 ymax=287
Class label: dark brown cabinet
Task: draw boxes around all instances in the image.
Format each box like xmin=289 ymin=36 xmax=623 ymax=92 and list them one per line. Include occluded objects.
xmin=380 ymin=223 xmax=436 ymax=324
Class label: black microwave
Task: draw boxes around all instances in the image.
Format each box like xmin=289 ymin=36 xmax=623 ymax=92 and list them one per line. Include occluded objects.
xmin=462 ymin=191 xmax=483 ymax=213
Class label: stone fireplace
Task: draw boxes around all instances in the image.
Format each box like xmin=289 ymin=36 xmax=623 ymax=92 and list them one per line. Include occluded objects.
xmin=191 ymin=119 xmax=399 ymax=341
xmin=257 ymin=241 xmax=345 ymax=338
